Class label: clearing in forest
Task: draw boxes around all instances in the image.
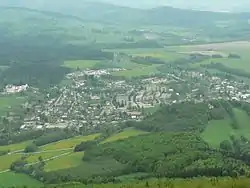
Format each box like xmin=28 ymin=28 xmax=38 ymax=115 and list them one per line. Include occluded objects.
xmin=63 ymin=60 xmax=100 ymax=69
xmin=41 ymin=134 xmax=101 ymax=151
xmin=201 ymin=108 xmax=250 ymax=147
xmin=101 ymin=128 xmax=148 ymax=144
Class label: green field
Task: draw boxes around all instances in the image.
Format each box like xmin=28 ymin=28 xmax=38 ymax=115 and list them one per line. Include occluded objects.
xmin=42 ymin=129 xmax=145 ymax=171
xmin=41 ymin=134 xmax=100 ymax=151
xmin=0 ymin=172 xmax=42 ymax=187
xmin=201 ymin=108 xmax=250 ymax=147
xmin=112 ymin=65 xmax=160 ymax=78
xmin=63 ymin=60 xmax=100 ymax=69
xmin=107 ymin=48 xmax=186 ymax=61
xmin=0 ymin=95 xmax=26 ymax=115
xmin=101 ymin=128 xmax=148 ymax=144
xmin=0 ymin=154 xmax=22 ymax=171
xmin=0 ymin=151 xmax=70 ymax=171
xmin=0 ymin=140 xmax=32 ymax=152
xmin=169 ymin=42 xmax=250 ymax=72
xmin=44 ymin=152 xmax=84 ymax=172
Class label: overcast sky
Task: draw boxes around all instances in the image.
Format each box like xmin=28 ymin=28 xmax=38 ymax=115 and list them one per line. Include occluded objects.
xmin=101 ymin=0 xmax=250 ymax=11
xmin=0 ymin=0 xmax=249 ymax=12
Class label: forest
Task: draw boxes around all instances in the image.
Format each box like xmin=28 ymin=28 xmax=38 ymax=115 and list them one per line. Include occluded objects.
xmin=0 ymin=34 xmax=114 ymax=90
xmin=8 ymin=100 xmax=250 ymax=185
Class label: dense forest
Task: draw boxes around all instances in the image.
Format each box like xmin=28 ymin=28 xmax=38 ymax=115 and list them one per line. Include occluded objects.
xmin=8 ymin=100 xmax=250 ymax=185
xmin=0 ymin=35 xmax=114 ymax=89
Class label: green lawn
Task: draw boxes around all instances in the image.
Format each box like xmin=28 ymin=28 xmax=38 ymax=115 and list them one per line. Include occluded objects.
xmin=112 ymin=65 xmax=160 ymax=78
xmin=41 ymin=134 xmax=100 ymax=151
xmin=201 ymin=108 xmax=250 ymax=147
xmin=63 ymin=60 xmax=100 ymax=69
xmin=0 ymin=172 xmax=42 ymax=187
xmin=44 ymin=152 xmax=84 ymax=172
xmin=101 ymin=128 xmax=148 ymax=144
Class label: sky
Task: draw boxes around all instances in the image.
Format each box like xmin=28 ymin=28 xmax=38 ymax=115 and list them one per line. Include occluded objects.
xmin=0 ymin=0 xmax=249 ymax=12
xmin=100 ymin=0 xmax=250 ymax=11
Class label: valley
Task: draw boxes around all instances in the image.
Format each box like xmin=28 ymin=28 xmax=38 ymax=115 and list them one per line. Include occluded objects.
xmin=0 ymin=2 xmax=250 ymax=188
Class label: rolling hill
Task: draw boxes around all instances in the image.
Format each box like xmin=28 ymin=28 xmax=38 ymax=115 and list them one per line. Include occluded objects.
xmin=0 ymin=2 xmax=250 ymax=27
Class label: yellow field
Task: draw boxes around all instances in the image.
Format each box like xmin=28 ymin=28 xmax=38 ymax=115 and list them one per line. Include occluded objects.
xmin=44 ymin=152 xmax=84 ymax=172
xmin=0 ymin=141 xmax=32 ymax=152
xmin=41 ymin=134 xmax=101 ymax=151
xmin=101 ymin=128 xmax=148 ymax=144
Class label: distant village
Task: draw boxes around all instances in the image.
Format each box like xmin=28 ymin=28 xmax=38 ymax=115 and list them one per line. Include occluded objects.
xmin=2 ymin=66 xmax=246 ymax=131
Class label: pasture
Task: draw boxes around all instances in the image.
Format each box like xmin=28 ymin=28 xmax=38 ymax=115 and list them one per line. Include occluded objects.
xmin=0 ymin=140 xmax=32 ymax=152
xmin=0 ymin=150 xmax=70 ymax=171
xmin=201 ymin=108 xmax=250 ymax=147
xmin=44 ymin=152 xmax=84 ymax=172
xmin=63 ymin=60 xmax=100 ymax=69
xmin=101 ymin=128 xmax=147 ymax=144
xmin=169 ymin=41 xmax=250 ymax=72
xmin=0 ymin=172 xmax=42 ymax=187
xmin=0 ymin=95 xmax=26 ymax=115
xmin=41 ymin=134 xmax=100 ymax=151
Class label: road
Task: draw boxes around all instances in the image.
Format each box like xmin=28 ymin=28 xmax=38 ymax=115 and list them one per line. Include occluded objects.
xmin=0 ymin=151 xmax=72 ymax=174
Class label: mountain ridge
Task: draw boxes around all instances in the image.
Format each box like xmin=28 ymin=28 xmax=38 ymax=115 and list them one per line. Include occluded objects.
xmin=1 ymin=2 xmax=249 ymax=28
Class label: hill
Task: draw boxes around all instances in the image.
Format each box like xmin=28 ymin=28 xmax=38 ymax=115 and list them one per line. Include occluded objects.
xmin=1 ymin=2 xmax=250 ymax=27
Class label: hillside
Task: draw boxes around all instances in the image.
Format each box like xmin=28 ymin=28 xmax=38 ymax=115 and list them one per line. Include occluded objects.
xmin=1 ymin=3 xmax=250 ymax=27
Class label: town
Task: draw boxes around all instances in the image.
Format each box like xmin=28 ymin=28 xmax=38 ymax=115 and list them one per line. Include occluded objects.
xmin=10 ymin=66 xmax=250 ymax=131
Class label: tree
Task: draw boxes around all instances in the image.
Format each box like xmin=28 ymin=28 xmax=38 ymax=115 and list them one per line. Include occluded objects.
xmin=220 ymin=140 xmax=232 ymax=152
xmin=24 ymin=143 xmax=38 ymax=153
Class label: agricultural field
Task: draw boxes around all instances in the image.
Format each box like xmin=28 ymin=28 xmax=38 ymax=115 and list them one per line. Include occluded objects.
xmin=0 ymin=150 xmax=70 ymax=171
xmin=62 ymin=60 xmax=100 ymax=69
xmin=101 ymin=128 xmax=148 ymax=144
xmin=201 ymin=108 xmax=250 ymax=147
xmin=169 ymin=41 xmax=250 ymax=72
xmin=44 ymin=151 xmax=84 ymax=172
xmin=0 ymin=95 xmax=26 ymax=115
xmin=112 ymin=64 xmax=160 ymax=78
xmin=41 ymin=134 xmax=100 ymax=151
xmin=0 ymin=140 xmax=31 ymax=152
xmin=0 ymin=154 xmax=22 ymax=171
xmin=107 ymin=48 xmax=186 ymax=62
xmin=42 ymin=130 xmax=146 ymax=171
xmin=0 ymin=172 xmax=43 ymax=188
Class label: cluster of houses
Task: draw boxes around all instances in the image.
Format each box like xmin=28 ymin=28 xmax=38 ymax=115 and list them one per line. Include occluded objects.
xmin=4 ymin=84 xmax=29 ymax=94
xmin=16 ymin=68 xmax=250 ymax=131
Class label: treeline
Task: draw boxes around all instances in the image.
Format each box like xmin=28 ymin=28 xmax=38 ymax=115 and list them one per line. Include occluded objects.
xmin=201 ymin=63 xmax=250 ymax=79
xmin=157 ymin=54 xmax=210 ymax=73
xmin=0 ymin=128 xmax=77 ymax=148
xmin=96 ymin=40 xmax=163 ymax=49
xmin=123 ymin=100 xmax=250 ymax=132
xmin=28 ymin=177 xmax=250 ymax=188
xmin=33 ymin=129 xmax=76 ymax=146
xmin=38 ymin=132 xmax=250 ymax=184
xmin=0 ymin=63 xmax=70 ymax=89
xmin=131 ymin=56 xmax=165 ymax=65
xmin=0 ymin=35 xmax=114 ymax=89
xmin=123 ymin=100 xmax=234 ymax=132
xmin=0 ymin=35 xmax=113 ymax=66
